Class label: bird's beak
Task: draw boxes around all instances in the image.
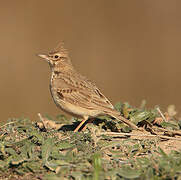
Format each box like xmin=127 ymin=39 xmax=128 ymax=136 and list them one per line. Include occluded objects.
xmin=37 ymin=54 xmax=49 ymax=61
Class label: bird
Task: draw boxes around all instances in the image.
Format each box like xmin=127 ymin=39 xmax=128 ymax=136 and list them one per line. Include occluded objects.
xmin=38 ymin=43 xmax=139 ymax=132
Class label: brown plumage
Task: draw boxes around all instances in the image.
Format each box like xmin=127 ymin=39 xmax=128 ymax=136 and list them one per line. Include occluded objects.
xmin=38 ymin=43 xmax=139 ymax=132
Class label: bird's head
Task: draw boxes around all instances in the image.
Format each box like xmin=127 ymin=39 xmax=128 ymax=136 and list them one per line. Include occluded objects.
xmin=38 ymin=42 xmax=73 ymax=72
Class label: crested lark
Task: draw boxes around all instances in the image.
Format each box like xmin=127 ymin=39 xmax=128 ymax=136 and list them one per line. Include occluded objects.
xmin=38 ymin=43 xmax=139 ymax=132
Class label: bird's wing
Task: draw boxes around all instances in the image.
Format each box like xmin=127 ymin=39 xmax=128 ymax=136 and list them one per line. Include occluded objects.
xmin=57 ymin=87 xmax=114 ymax=112
xmin=56 ymin=72 xmax=114 ymax=111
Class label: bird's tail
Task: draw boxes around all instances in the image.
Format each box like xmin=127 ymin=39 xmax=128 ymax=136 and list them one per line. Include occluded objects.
xmin=105 ymin=110 xmax=140 ymax=131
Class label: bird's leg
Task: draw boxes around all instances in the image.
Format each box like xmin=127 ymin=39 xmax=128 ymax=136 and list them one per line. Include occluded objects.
xmin=74 ymin=116 xmax=88 ymax=132
xmin=81 ymin=118 xmax=95 ymax=131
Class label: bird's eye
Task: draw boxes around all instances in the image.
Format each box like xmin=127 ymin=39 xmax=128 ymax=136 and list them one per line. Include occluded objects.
xmin=54 ymin=55 xmax=59 ymax=59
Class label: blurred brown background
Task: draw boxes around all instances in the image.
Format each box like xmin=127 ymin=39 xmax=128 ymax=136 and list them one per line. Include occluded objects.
xmin=0 ymin=0 xmax=181 ymax=121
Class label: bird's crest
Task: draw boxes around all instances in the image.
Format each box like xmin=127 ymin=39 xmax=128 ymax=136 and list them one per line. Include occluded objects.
xmin=49 ymin=41 xmax=69 ymax=57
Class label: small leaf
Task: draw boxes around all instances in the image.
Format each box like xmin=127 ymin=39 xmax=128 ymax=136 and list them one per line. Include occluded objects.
xmin=114 ymin=102 xmax=123 ymax=112
xmin=122 ymin=103 xmax=130 ymax=118
xmin=157 ymin=147 xmax=168 ymax=158
xmin=118 ymin=167 xmax=141 ymax=179
xmin=0 ymin=160 xmax=7 ymax=168
xmin=71 ymin=171 xmax=84 ymax=179
xmin=50 ymin=159 xmax=69 ymax=166
xmin=92 ymin=153 xmax=102 ymax=180
xmin=136 ymin=157 xmax=150 ymax=168
xmin=20 ymin=141 xmax=35 ymax=159
xmin=29 ymin=130 xmax=44 ymax=143
xmin=121 ymin=125 xmax=132 ymax=133
xmin=0 ymin=142 xmax=6 ymax=157
xmin=161 ymin=121 xmax=180 ymax=130
xmin=5 ymin=148 xmax=16 ymax=156
xmin=45 ymin=161 xmax=59 ymax=171
xmin=25 ymin=161 xmax=42 ymax=172
xmin=56 ymin=114 xmax=67 ymax=122
xmin=130 ymin=110 xmax=156 ymax=124
xmin=56 ymin=142 xmax=74 ymax=150
xmin=42 ymin=138 xmax=54 ymax=165
xmin=44 ymin=173 xmax=61 ymax=180
xmin=11 ymin=156 xmax=27 ymax=165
